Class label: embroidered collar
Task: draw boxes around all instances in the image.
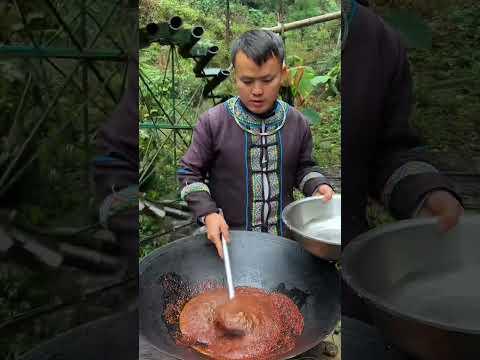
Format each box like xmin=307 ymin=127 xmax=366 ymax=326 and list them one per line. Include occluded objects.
xmin=341 ymin=0 xmax=357 ymax=50
xmin=225 ymin=96 xmax=289 ymax=136
xmin=240 ymin=100 xmax=276 ymax=119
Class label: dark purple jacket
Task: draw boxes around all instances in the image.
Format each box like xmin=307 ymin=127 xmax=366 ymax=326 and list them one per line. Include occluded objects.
xmin=178 ymin=102 xmax=330 ymax=232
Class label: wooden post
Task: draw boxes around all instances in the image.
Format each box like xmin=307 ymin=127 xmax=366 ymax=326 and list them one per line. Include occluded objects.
xmin=225 ymin=0 xmax=232 ymax=46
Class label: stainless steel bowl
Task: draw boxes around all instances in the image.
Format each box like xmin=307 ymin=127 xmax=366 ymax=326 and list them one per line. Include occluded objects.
xmin=282 ymin=194 xmax=341 ymax=260
xmin=342 ymin=214 xmax=480 ymax=359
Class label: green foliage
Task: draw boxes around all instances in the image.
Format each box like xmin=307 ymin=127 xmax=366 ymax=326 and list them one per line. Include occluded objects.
xmin=311 ymin=99 xmax=340 ymax=167
xmin=324 ymin=61 xmax=341 ymax=96
xmin=288 ymin=66 xmax=318 ymax=103
xmin=287 ymin=61 xmax=340 ymax=108
xmin=193 ymin=0 xmax=221 ymax=16
xmin=288 ymin=0 xmax=321 ymax=21
xmin=301 ymin=108 xmax=321 ymax=124
xmin=408 ymin=3 xmax=480 ymax=155
xmin=247 ymin=8 xmax=269 ymax=26
xmin=0 ymin=269 xmax=45 ymax=320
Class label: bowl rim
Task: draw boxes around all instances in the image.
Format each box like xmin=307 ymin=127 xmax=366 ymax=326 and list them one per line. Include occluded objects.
xmin=282 ymin=194 xmax=341 ymax=246
xmin=342 ymin=214 xmax=480 ymax=335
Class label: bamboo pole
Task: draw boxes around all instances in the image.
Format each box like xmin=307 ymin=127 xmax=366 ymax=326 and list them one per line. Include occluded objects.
xmin=263 ymin=11 xmax=341 ymax=33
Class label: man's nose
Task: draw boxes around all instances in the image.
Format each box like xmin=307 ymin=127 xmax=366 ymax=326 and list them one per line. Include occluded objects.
xmin=251 ymin=83 xmax=263 ymax=96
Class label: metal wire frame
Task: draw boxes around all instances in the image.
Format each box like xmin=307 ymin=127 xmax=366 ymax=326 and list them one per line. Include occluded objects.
xmin=1 ymin=0 xmax=131 ymax=205
xmin=138 ymin=42 xmax=216 ymax=189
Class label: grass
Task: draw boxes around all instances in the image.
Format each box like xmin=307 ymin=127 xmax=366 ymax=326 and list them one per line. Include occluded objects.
xmin=409 ymin=4 xmax=480 ymax=156
xmin=311 ymin=96 xmax=341 ymax=168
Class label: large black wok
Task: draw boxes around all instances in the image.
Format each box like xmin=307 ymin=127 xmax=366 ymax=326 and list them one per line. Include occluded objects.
xmin=342 ymin=215 xmax=480 ymax=360
xmin=140 ymin=230 xmax=340 ymax=359
xmin=19 ymin=310 xmax=138 ymax=360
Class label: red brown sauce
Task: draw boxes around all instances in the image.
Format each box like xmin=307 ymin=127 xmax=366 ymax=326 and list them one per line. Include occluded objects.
xmin=178 ymin=287 xmax=304 ymax=359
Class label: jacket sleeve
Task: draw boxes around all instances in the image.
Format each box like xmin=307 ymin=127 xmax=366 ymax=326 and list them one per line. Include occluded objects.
xmin=368 ymin=23 xmax=460 ymax=218
xmin=177 ymin=111 xmax=219 ymax=221
xmin=295 ymin=114 xmax=332 ymax=196
xmin=94 ymin=55 xmax=138 ymax=260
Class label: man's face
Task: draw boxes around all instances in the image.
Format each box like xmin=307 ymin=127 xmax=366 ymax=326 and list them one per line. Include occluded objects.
xmin=234 ymin=50 xmax=286 ymax=114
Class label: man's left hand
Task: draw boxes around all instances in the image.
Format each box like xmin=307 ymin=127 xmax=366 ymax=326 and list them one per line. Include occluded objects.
xmin=313 ymin=184 xmax=334 ymax=202
xmin=417 ymin=190 xmax=464 ymax=232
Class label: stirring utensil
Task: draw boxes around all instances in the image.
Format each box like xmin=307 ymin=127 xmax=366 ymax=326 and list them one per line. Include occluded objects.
xmin=221 ymin=234 xmax=235 ymax=299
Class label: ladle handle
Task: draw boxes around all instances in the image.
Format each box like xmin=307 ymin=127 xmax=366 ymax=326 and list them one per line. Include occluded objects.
xmin=221 ymin=234 xmax=235 ymax=299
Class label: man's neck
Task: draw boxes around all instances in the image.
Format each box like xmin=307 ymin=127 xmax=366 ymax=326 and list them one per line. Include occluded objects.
xmin=238 ymin=99 xmax=277 ymax=119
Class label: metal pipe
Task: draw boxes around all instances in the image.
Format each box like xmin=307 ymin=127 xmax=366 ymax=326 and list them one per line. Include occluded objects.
xmin=145 ymin=22 xmax=158 ymax=35
xmin=168 ymin=16 xmax=182 ymax=31
xmin=142 ymin=16 xmax=183 ymax=48
xmin=146 ymin=16 xmax=182 ymax=36
xmin=193 ymin=45 xmax=219 ymax=75
xmin=203 ymin=69 xmax=230 ymax=96
xmin=140 ymin=24 xmax=155 ymax=48
xmin=178 ymin=26 xmax=204 ymax=58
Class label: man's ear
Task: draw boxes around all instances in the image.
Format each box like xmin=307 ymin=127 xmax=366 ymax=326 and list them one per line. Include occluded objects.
xmin=232 ymin=67 xmax=238 ymax=83
xmin=281 ymin=64 xmax=289 ymax=86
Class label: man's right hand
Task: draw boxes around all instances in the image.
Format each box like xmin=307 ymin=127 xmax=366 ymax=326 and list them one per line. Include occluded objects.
xmin=204 ymin=212 xmax=230 ymax=259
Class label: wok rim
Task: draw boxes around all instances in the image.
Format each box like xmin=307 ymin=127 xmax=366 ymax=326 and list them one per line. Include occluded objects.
xmin=139 ymin=230 xmax=340 ymax=359
xmin=342 ymin=214 xmax=480 ymax=335
xmin=140 ymin=333 xmax=209 ymax=360
xmin=140 ymin=230 xmax=307 ymax=274
xmin=140 ymin=334 xmax=329 ymax=360
xmin=282 ymin=194 xmax=341 ymax=246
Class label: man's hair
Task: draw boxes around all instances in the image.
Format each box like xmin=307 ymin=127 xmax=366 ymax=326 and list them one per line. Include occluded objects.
xmin=231 ymin=30 xmax=285 ymax=67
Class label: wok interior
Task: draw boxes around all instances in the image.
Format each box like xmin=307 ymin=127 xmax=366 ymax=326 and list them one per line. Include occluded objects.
xmin=344 ymin=216 xmax=480 ymax=332
xmin=140 ymin=231 xmax=340 ymax=359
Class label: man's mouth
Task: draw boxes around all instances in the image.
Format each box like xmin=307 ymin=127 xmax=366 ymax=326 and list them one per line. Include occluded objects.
xmin=250 ymin=100 xmax=264 ymax=106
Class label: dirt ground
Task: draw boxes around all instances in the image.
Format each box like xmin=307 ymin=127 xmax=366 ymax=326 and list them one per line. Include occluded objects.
xmin=298 ymin=328 xmax=341 ymax=360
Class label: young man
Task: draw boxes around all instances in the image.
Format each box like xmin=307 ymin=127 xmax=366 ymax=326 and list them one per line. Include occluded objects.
xmin=178 ymin=30 xmax=334 ymax=258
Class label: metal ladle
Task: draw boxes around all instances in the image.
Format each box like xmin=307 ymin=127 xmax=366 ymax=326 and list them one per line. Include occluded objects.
xmin=220 ymin=234 xmax=245 ymax=337
xmin=221 ymin=234 xmax=235 ymax=299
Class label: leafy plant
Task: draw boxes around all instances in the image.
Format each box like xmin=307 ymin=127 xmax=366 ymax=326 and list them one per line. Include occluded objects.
xmin=286 ymin=60 xmax=340 ymax=106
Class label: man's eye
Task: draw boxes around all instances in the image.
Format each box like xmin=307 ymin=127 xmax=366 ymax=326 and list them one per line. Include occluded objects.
xmin=262 ymin=78 xmax=273 ymax=83
xmin=243 ymin=80 xmax=252 ymax=85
